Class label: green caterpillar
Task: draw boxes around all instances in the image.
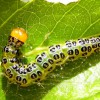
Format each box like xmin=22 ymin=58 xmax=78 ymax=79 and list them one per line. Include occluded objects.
xmin=1 ymin=28 xmax=100 ymax=87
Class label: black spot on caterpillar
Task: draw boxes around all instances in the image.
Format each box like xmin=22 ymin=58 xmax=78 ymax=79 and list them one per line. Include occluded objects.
xmin=1 ymin=28 xmax=100 ymax=87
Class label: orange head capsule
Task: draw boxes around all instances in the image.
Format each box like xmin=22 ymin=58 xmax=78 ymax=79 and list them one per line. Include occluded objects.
xmin=11 ymin=28 xmax=28 ymax=43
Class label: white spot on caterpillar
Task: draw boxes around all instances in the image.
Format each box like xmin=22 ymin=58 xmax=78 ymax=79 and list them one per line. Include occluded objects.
xmin=46 ymin=0 xmax=79 ymax=5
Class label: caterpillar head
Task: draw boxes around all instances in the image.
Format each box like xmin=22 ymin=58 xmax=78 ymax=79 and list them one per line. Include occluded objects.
xmin=9 ymin=28 xmax=28 ymax=47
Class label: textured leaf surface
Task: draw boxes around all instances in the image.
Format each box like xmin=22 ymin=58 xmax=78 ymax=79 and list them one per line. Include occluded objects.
xmin=0 ymin=0 xmax=100 ymax=100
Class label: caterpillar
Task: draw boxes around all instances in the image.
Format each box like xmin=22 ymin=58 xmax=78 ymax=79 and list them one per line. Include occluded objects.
xmin=1 ymin=28 xmax=100 ymax=87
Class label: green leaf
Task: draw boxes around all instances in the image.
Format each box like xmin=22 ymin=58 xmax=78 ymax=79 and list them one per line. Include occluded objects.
xmin=0 ymin=0 xmax=100 ymax=100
